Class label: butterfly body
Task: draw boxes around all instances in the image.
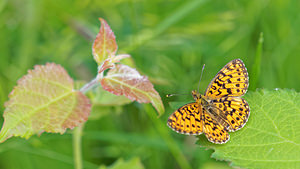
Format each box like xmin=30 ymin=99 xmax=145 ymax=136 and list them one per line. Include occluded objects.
xmin=167 ymin=59 xmax=250 ymax=144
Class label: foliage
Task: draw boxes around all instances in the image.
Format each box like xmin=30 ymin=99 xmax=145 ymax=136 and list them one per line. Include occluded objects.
xmin=197 ymin=89 xmax=300 ymax=169
xmin=0 ymin=17 xmax=164 ymax=144
xmin=0 ymin=16 xmax=164 ymax=169
xmin=0 ymin=63 xmax=91 ymax=142
xmin=94 ymin=18 xmax=164 ymax=115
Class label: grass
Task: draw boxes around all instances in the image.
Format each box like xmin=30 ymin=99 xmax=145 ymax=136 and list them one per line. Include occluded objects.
xmin=1 ymin=0 xmax=300 ymax=168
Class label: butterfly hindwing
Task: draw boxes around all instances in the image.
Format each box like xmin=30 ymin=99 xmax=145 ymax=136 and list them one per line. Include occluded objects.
xmin=210 ymin=97 xmax=250 ymax=131
xmin=203 ymin=113 xmax=230 ymax=144
xmin=167 ymin=103 xmax=203 ymax=135
xmin=205 ymin=59 xmax=249 ymax=99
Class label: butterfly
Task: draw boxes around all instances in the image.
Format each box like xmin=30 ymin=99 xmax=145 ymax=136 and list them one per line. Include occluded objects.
xmin=167 ymin=59 xmax=250 ymax=144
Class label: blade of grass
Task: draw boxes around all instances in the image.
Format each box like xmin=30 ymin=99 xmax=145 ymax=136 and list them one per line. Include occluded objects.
xmin=124 ymin=0 xmax=209 ymax=52
xmin=154 ymin=0 xmax=208 ymax=36
xmin=73 ymin=124 xmax=84 ymax=169
xmin=250 ymin=32 xmax=264 ymax=91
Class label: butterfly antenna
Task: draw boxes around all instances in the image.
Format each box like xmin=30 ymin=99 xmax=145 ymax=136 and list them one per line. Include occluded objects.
xmin=166 ymin=93 xmax=189 ymax=98
xmin=197 ymin=64 xmax=206 ymax=92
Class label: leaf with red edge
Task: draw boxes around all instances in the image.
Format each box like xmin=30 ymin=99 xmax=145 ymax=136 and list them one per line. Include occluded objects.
xmin=93 ymin=18 xmax=118 ymax=64
xmin=0 ymin=63 xmax=91 ymax=143
xmin=101 ymin=64 xmax=164 ymax=115
xmin=92 ymin=18 xmax=131 ymax=73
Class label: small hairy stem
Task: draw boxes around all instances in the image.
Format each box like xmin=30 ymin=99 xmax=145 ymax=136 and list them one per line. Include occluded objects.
xmin=73 ymin=124 xmax=84 ymax=169
xmin=80 ymin=78 xmax=99 ymax=94
xmin=80 ymin=72 xmax=103 ymax=94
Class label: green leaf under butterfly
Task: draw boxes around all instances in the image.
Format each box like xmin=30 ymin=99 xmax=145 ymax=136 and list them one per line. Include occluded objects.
xmin=196 ymin=89 xmax=300 ymax=169
xmin=0 ymin=63 xmax=91 ymax=143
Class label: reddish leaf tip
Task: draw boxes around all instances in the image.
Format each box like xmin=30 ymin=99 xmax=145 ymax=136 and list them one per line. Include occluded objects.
xmin=92 ymin=18 xmax=118 ymax=65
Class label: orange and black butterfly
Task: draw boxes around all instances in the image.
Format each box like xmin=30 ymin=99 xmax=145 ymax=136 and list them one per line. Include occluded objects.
xmin=167 ymin=59 xmax=250 ymax=144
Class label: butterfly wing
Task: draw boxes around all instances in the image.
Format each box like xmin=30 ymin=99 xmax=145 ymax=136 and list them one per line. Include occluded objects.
xmin=209 ymin=97 xmax=250 ymax=132
xmin=167 ymin=102 xmax=203 ymax=135
xmin=168 ymin=59 xmax=249 ymax=144
xmin=204 ymin=59 xmax=249 ymax=99
xmin=203 ymin=113 xmax=230 ymax=144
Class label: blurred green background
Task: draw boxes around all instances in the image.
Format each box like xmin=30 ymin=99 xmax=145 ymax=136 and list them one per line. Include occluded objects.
xmin=1 ymin=0 xmax=300 ymax=168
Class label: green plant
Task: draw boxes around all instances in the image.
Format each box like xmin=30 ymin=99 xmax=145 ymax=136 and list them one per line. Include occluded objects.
xmin=0 ymin=18 xmax=164 ymax=169
xmin=2 ymin=1 xmax=300 ymax=167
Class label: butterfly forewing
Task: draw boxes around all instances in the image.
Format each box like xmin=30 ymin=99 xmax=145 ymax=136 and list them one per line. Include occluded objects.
xmin=205 ymin=59 xmax=249 ymax=99
xmin=167 ymin=103 xmax=203 ymax=135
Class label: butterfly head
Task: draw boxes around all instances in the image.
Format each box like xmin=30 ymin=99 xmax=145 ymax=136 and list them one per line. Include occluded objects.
xmin=192 ymin=90 xmax=202 ymax=101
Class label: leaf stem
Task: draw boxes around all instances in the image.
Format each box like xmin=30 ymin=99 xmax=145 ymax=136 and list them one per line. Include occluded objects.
xmin=73 ymin=124 xmax=84 ymax=169
xmin=74 ymin=73 xmax=103 ymax=169
xmin=79 ymin=75 xmax=101 ymax=94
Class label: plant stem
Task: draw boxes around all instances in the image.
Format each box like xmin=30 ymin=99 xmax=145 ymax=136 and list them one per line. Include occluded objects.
xmin=73 ymin=124 xmax=84 ymax=169
xmin=80 ymin=77 xmax=99 ymax=94
xmin=73 ymin=73 xmax=103 ymax=169
xmin=73 ymin=72 xmax=103 ymax=169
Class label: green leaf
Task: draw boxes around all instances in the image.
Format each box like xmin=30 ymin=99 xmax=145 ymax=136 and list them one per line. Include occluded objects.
xmin=196 ymin=89 xmax=300 ymax=169
xmin=98 ymin=157 xmax=144 ymax=169
xmin=101 ymin=64 xmax=164 ymax=116
xmin=0 ymin=63 xmax=91 ymax=143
